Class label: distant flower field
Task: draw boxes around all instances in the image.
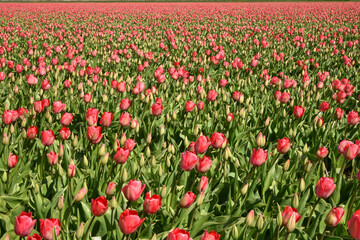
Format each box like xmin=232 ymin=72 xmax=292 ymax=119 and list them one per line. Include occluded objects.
xmin=1 ymin=2 xmax=360 ymax=240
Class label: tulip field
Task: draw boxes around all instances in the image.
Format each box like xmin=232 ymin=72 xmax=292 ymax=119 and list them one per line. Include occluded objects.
xmin=2 ymin=2 xmax=360 ymax=240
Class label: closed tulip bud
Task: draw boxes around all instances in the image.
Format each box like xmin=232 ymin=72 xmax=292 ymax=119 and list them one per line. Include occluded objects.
xmin=103 ymin=94 xmax=108 ymax=102
xmin=2 ymin=171 xmax=6 ymax=182
xmin=166 ymin=113 xmax=171 ymax=123
xmin=160 ymin=185 xmax=167 ymax=199
xmin=76 ymin=223 xmax=84 ymax=239
xmin=151 ymin=234 xmax=157 ymax=240
xmin=9 ymin=125 xmax=14 ymax=135
xmin=240 ymin=108 xmax=246 ymax=118
xmin=68 ymin=162 xmax=76 ymax=178
xmin=21 ymin=129 xmax=26 ymax=139
xmin=74 ymin=188 xmax=87 ymax=202
xmin=299 ymin=178 xmax=305 ymax=192
xmin=106 ymin=182 xmax=116 ymax=196
xmin=160 ymin=125 xmax=165 ymax=136
xmin=72 ymin=135 xmax=78 ymax=148
xmin=265 ymin=117 xmax=270 ymax=127
xmin=232 ymin=225 xmax=239 ymax=239
xmin=303 ymin=143 xmax=308 ymax=153
xmin=140 ymin=154 xmax=145 ymax=166
xmin=122 ymin=169 xmax=128 ymax=182
xmin=196 ymin=191 xmax=205 ymax=206
xmin=146 ymin=146 xmax=151 ymax=157
xmin=246 ymin=210 xmax=255 ymax=226
xmin=286 ymin=214 xmax=296 ymax=232
xmin=257 ymin=214 xmax=264 ymax=230
xmin=120 ymin=133 xmax=126 ymax=146
xmin=305 ymin=161 xmax=312 ymax=172
xmin=111 ymin=196 xmax=117 ymax=209
xmin=292 ymin=193 xmax=299 ymax=208
xmin=2 ymin=133 xmax=9 ymax=145
xmin=277 ymin=209 xmax=283 ymax=226
xmin=21 ymin=118 xmax=26 ymax=128
xmin=158 ymin=165 xmax=163 ymax=176
xmin=151 ymin=156 xmax=156 ymax=166
xmin=101 ymin=152 xmax=109 ymax=165
xmin=58 ymin=196 xmax=64 ymax=210
xmin=256 ymin=132 xmax=264 ymax=147
xmin=172 ymin=111 xmax=177 ymax=120
xmin=58 ymin=165 xmax=64 ymax=176
xmin=284 ymin=159 xmax=290 ymax=172
xmin=34 ymin=183 xmax=39 ymax=194
xmin=147 ymin=133 xmax=152 ymax=144
xmin=98 ymin=144 xmax=106 ymax=157
xmin=176 ymin=94 xmax=181 ymax=102
xmin=83 ymin=155 xmax=88 ymax=167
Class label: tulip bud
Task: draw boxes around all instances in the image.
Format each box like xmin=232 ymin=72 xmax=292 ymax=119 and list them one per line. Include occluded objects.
xmin=265 ymin=117 xmax=270 ymax=127
xmin=146 ymin=146 xmax=151 ymax=157
xmin=2 ymin=171 xmax=7 ymax=182
xmin=35 ymin=183 xmax=39 ymax=194
xmin=246 ymin=210 xmax=255 ymax=226
xmin=98 ymin=144 xmax=106 ymax=157
xmin=160 ymin=185 xmax=167 ymax=199
xmin=232 ymin=225 xmax=239 ymax=239
xmin=283 ymin=159 xmax=290 ymax=172
xmin=196 ymin=191 xmax=205 ymax=206
xmin=166 ymin=113 xmax=171 ymax=123
xmin=122 ymin=168 xmax=128 ymax=182
xmin=299 ymin=178 xmax=305 ymax=192
xmin=2 ymin=133 xmax=9 ymax=145
xmin=72 ymin=135 xmax=78 ymax=148
xmin=76 ymin=223 xmax=84 ymax=239
xmin=292 ymin=193 xmax=299 ymax=209
xmin=151 ymin=234 xmax=157 ymax=240
xmin=257 ymin=214 xmax=264 ymax=230
xmin=140 ymin=154 xmax=145 ymax=166
xmin=147 ymin=133 xmax=152 ymax=144
xmin=21 ymin=118 xmax=26 ymax=128
xmin=158 ymin=165 xmax=163 ymax=176
xmin=172 ymin=111 xmax=177 ymax=120
xmin=106 ymin=182 xmax=116 ymax=196
xmin=110 ymin=196 xmax=117 ymax=209
xmin=21 ymin=129 xmax=27 ymax=139
xmin=83 ymin=155 xmax=88 ymax=168
xmin=241 ymin=183 xmax=249 ymax=195
xmin=58 ymin=196 xmax=64 ymax=210
xmin=160 ymin=125 xmax=165 ymax=136
xmin=103 ymin=94 xmax=108 ymax=103
xmin=305 ymin=161 xmax=312 ymax=173
xmin=101 ymin=152 xmax=109 ymax=165
xmin=151 ymin=156 xmax=156 ymax=167
xmin=286 ymin=214 xmax=296 ymax=232
xmin=120 ymin=133 xmax=126 ymax=146
xmin=277 ymin=209 xmax=283 ymax=226
xmin=303 ymin=143 xmax=308 ymax=153
xmin=240 ymin=108 xmax=246 ymax=118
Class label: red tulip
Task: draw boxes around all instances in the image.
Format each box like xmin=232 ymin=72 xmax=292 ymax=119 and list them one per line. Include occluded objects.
xmin=87 ymin=126 xmax=103 ymax=144
xmin=91 ymin=196 xmax=108 ymax=217
xmin=277 ymin=137 xmax=291 ymax=154
xmin=40 ymin=218 xmax=61 ymax=240
xmin=315 ymin=177 xmax=336 ymax=199
xmin=2 ymin=111 xmax=13 ymax=125
xmin=293 ymin=106 xmax=305 ymax=118
xmin=27 ymin=233 xmax=42 ymax=240
xmin=119 ymin=112 xmax=131 ymax=127
xmin=207 ymin=89 xmax=217 ymax=101
xmin=179 ymin=191 xmax=196 ymax=208
xmin=14 ymin=211 xmax=36 ymax=237
xmin=181 ymin=151 xmax=199 ymax=171
xmin=167 ymin=228 xmax=192 ymax=240
xmin=280 ymin=92 xmax=290 ymax=104
xmin=114 ymin=147 xmax=130 ymax=164
xmin=60 ymin=112 xmax=73 ymax=126
xmin=143 ymin=192 xmax=162 ymax=215
xmin=194 ymin=135 xmax=211 ymax=154
xmin=185 ymin=100 xmax=196 ymax=112
xmin=348 ymin=210 xmax=360 ymax=240
xmin=319 ymin=102 xmax=330 ymax=112
xmin=120 ymin=99 xmax=131 ymax=111
xmin=122 ymin=180 xmax=145 ymax=202
xmin=86 ymin=108 xmax=99 ymax=126
xmin=26 ymin=74 xmax=38 ymax=85
xmin=196 ymin=156 xmax=212 ymax=173
xmin=200 ymin=230 xmax=220 ymax=240
xmin=344 ymin=143 xmax=359 ymax=160
xmin=348 ymin=111 xmax=359 ymax=125
xmin=282 ymin=206 xmax=301 ymax=226
xmin=250 ymin=148 xmax=268 ymax=167
xmin=106 ymin=182 xmax=116 ymax=196
xmin=198 ymin=176 xmax=208 ymax=192
xmin=197 ymin=101 xmax=205 ymax=111
xmin=316 ymin=147 xmax=328 ymax=159
xmin=100 ymin=112 xmax=113 ymax=127
xmin=84 ymin=93 xmax=92 ymax=103
xmin=8 ymin=154 xmax=18 ymax=169
xmin=210 ymin=132 xmax=227 ymax=149
xmin=27 ymin=126 xmax=38 ymax=140
xmin=334 ymin=108 xmax=344 ymax=120
xmin=337 ymin=140 xmax=353 ymax=154
xmin=41 ymin=130 xmax=55 ymax=146
xmin=52 ymin=101 xmax=66 ymax=114
xmin=46 ymin=151 xmax=58 ymax=165
xmin=325 ymin=207 xmax=344 ymax=227
xmin=152 ymin=102 xmax=163 ymax=116
xmin=59 ymin=126 xmax=71 ymax=140
xmin=118 ymin=209 xmax=145 ymax=235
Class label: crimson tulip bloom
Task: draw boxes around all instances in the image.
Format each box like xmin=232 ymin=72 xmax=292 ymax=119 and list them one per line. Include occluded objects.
xmin=317 ymin=147 xmax=328 ymax=159
xmin=194 ymin=135 xmax=211 ymax=154
xmin=325 ymin=207 xmax=344 ymax=227
xmin=201 ymin=230 xmax=220 ymax=240
xmin=337 ymin=140 xmax=353 ymax=154
xmin=349 ymin=210 xmax=360 ymax=240
xmin=119 ymin=112 xmax=131 ymax=127
xmin=282 ymin=206 xmax=301 ymax=226
xmin=344 ymin=143 xmax=360 ymax=160
xmin=315 ymin=177 xmax=336 ymax=199
xmin=118 ymin=209 xmax=145 ymax=235
xmin=46 ymin=151 xmax=58 ymax=165
xmin=124 ymin=139 xmax=136 ymax=151
xmin=250 ymin=148 xmax=268 ymax=167
xmin=41 ymin=130 xmax=55 ymax=146
xmin=181 ymin=151 xmax=199 ymax=171
xmin=196 ymin=156 xmax=212 ymax=173
xmin=14 ymin=211 xmax=36 ymax=237
xmin=122 ymin=180 xmax=145 ymax=202
xmin=26 ymin=74 xmax=38 ymax=85
xmin=348 ymin=111 xmax=359 ymax=125
xmin=52 ymin=101 xmax=66 ymax=114
xmin=84 ymin=93 xmax=92 ymax=103
xmin=277 ymin=137 xmax=291 ymax=154
xmin=319 ymin=102 xmax=330 ymax=112
xmin=34 ymin=101 xmax=44 ymax=113
xmin=114 ymin=147 xmax=130 ymax=164
xmin=26 ymin=126 xmax=38 ymax=140
xmin=143 ymin=192 xmax=162 ymax=215
xmin=207 ymin=89 xmax=217 ymax=101
xmin=210 ymin=132 xmax=227 ymax=149
xmin=59 ymin=126 xmax=71 ymax=140
xmin=8 ymin=154 xmax=18 ymax=169
xmin=179 ymin=191 xmax=196 ymax=208
xmin=60 ymin=112 xmax=73 ymax=126
xmin=87 ymin=126 xmax=103 ymax=144
xmin=293 ymin=106 xmax=305 ymax=118
xmin=39 ymin=218 xmax=61 ymax=240
xmin=28 ymin=233 xmax=42 ymax=240
xmin=152 ymin=102 xmax=163 ymax=116
xmin=120 ymin=99 xmax=131 ymax=111
xmin=91 ymin=196 xmax=108 ymax=217
xmin=334 ymin=108 xmax=344 ymax=120
xmin=86 ymin=108 xmax=99 ymax=126
xmin=167 ymin=228 xmax=192 ymax=240
xmin=185 ymin=100 xmax=196 ymax=112
xmin=100 ymin=112 xmax=113 ymax=127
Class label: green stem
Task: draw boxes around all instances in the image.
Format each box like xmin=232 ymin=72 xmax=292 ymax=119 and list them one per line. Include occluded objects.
xmin=285 ymin=232 xmax=290 ymax=240
xmin=84 ymin=215 xmax=95 ymax=239
xmin=346 ymin=184 xmax=360 ymax=222
xmin=350 ymin=158 xmax=358 ymax=180
xmin=6 ymin=169 xmax=10 ymax=192
xmin=232 ymin=166 xmax=256 ymax=211
xmin=306 ymin=198 xmax=320 ymax=228
xmin=189 ymin=206 xmax=197 ymax=229
xmin=320 ymin=228 xmax=327 ymax=240
xmin=339 ymin=160 xmax=347 ymax=176
xmin=170 ymin=171 xmax=184 ymax=206
xmin=170 ymin=207 xmax=180 ymax=228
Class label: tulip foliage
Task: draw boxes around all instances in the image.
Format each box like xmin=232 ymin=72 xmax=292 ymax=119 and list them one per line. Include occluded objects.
xmin=2 ymin=2 xmax=360 ymax=240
